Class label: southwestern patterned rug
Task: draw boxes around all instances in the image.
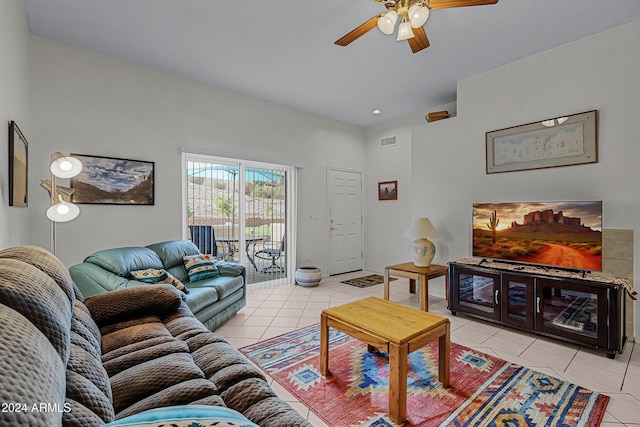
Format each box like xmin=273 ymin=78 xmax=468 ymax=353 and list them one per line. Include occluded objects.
xmin=239 ymin=324 xmax=609 ymax=427
xmin=341 ymin=274 xmax=395 ymax=288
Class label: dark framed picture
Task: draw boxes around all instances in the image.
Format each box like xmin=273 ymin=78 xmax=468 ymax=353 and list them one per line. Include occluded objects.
xmin=378 ymin=180 xmax=397 ymax=201
xmin=8 ymin=121 xmax=28 ymax=207
xmin=70 ymin=154 xmax=154 ymax=205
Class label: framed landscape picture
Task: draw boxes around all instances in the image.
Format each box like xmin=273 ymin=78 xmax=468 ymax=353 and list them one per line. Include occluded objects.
xmin=70 ymin=154 xmax=154 ymax=205
xmin=378 ymin=180 xmax=397 ymax=201
xmin=8 ymin=121 xmax=28 ymax=207
xmin=486 ymin=110 xmax=598 ymax=174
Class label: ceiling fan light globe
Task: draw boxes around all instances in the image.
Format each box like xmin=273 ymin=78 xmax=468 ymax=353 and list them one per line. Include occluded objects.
xmin=408 ymin=5 xmax=429 ymax=28
xmin=377 ymin=10 xmax=398 ymax=35
xmin=396 ymin=21 xmax=415 ymax=41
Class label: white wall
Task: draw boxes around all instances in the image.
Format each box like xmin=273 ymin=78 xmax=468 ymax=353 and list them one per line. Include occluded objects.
xmin=364 ymin=116 xmax=415 ymax=272
xmin=364 ymin=104 xmax=449 ymax=269
xmin=364 ymin=103 xmax=457 ymax=298
xmin=406 ymin=21 xmax=639 ymax=334
xmin=28 ymin=36 xmax=365 ymax=268
xmin=0 ymin=0 xmax=30 ymax=248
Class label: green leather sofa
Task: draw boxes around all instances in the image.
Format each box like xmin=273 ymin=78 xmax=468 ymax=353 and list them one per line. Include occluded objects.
xmin=69 ymin=240 xmax=246 ymax=331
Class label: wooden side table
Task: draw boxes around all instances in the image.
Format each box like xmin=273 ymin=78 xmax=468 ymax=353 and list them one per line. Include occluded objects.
xmin=384 ymin=262 xmax=448 ymax=311
xmin=320 ymin=297 xmax=450 ymax=425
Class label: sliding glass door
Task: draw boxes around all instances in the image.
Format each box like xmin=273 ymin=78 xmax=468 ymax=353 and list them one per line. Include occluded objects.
xmin=184 ymin=154 xmax=292 ymax=285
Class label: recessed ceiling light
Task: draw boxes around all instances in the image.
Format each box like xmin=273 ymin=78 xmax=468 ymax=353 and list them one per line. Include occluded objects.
xmin=372 ymin=109 xmax=382 ymax=115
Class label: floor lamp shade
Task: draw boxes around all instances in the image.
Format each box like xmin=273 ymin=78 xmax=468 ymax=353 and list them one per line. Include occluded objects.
xmin=50 ymin=154 xmax=82 ymax=178
xmin=42 ymin=153 xmax=83 ymax=254
xmin=46 ymin=153 xmax=83 ymax=221
xmin=403 ymin=217 xmax=440 ymax=267
xmin=46 ymin=198 xmax=80 ymax=222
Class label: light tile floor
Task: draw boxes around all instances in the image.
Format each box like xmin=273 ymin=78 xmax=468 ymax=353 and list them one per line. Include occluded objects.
xmin=217 ymin=271 xmax=640 ymax=426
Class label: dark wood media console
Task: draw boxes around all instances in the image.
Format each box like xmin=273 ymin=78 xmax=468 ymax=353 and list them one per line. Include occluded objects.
xmin=448 ymin=258 xmax=631 ymax=358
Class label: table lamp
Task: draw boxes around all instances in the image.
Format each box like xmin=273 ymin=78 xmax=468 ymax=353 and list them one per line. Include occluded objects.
xmin=403 ymin=217 xmax=440 ymax=267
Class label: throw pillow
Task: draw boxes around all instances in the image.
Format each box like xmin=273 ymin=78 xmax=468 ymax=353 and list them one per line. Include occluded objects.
xmin=131 ymin=268 xmax=189 ymax=294
xmin=102 ymin=405 xmax=259 ymax=427
xmin=183 ymin=254 xmax=220 ymax=282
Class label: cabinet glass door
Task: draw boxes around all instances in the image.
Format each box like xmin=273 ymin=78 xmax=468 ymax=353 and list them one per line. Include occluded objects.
xmin=502 ymin=275 xmax=534 ymax=329
xmin=536 ymin=279 xmax=607 ymax=347
xmin=451 ymin=268 xmax=500 ymax=320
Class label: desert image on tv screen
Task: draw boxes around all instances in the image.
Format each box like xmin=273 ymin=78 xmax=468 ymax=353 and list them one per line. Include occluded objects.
xmin=473 ymin=201 xmax=602 ymax=271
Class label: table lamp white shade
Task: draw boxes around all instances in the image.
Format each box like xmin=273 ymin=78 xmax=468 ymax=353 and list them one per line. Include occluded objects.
xmin=403 ymin=217 xmax=440 ymax=267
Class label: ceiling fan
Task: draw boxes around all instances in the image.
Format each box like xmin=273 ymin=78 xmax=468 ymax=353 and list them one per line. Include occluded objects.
xmin=335 ymin=0 xmax=499 ymax=53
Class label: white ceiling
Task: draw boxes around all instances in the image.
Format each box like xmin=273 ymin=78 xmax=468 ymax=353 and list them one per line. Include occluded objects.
xmin=22 ymin=0 xmax=640 ymax=127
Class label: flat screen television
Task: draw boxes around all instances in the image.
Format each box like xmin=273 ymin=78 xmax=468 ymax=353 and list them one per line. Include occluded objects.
xmin=472 ymin=201 xmax=602 ymax=271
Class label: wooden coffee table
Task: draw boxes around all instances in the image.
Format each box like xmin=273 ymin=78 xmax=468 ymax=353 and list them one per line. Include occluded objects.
xmin=320 ymin=296 xmax=450 ymax=424
xmin=384 ymin=262 xmax=448 ymax=311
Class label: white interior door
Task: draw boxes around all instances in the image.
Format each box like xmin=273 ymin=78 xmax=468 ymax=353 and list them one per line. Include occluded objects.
xmin=328 ymin=169 xmax=363 ymax=275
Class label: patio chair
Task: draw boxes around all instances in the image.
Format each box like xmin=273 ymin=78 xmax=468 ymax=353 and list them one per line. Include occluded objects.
xmin=254 ymin=233 xmax=285 ymax=273
xmin=188 ymin=225 xmax=235 ymax=261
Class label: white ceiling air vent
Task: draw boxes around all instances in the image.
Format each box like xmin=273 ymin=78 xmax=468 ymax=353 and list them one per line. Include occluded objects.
xmin=380 ymin=136 xmax=397 ymax=148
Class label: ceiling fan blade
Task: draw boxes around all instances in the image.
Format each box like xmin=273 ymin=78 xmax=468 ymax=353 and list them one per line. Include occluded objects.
xmin=408 ymin=26 xmax=430 ymax=53
xmin=335 ymin=15 xmax=380 ymax=46
xmin=427 ymin=0 xmax=498 ymax=10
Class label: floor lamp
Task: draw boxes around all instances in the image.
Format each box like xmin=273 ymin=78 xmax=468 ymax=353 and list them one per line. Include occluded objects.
xmin=40 ymin=153 xmax=82 ymax=255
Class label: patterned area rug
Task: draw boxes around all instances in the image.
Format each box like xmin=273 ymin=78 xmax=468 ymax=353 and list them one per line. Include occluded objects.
xmin=239 ymin=324 xmax=609 ymax=427
xmin=341 ymin=274 xmax=395 ymax=288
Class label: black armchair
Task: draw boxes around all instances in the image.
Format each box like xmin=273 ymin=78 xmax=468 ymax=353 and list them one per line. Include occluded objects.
xmin=188 ymin=225 xmax=235 ymax=261
xmin=254 ymin=233 xmax=285 ymax=273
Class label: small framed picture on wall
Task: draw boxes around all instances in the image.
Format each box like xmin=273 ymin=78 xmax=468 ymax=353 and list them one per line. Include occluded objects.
xmin=378 ymin=181 xmax=397 ymax=201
